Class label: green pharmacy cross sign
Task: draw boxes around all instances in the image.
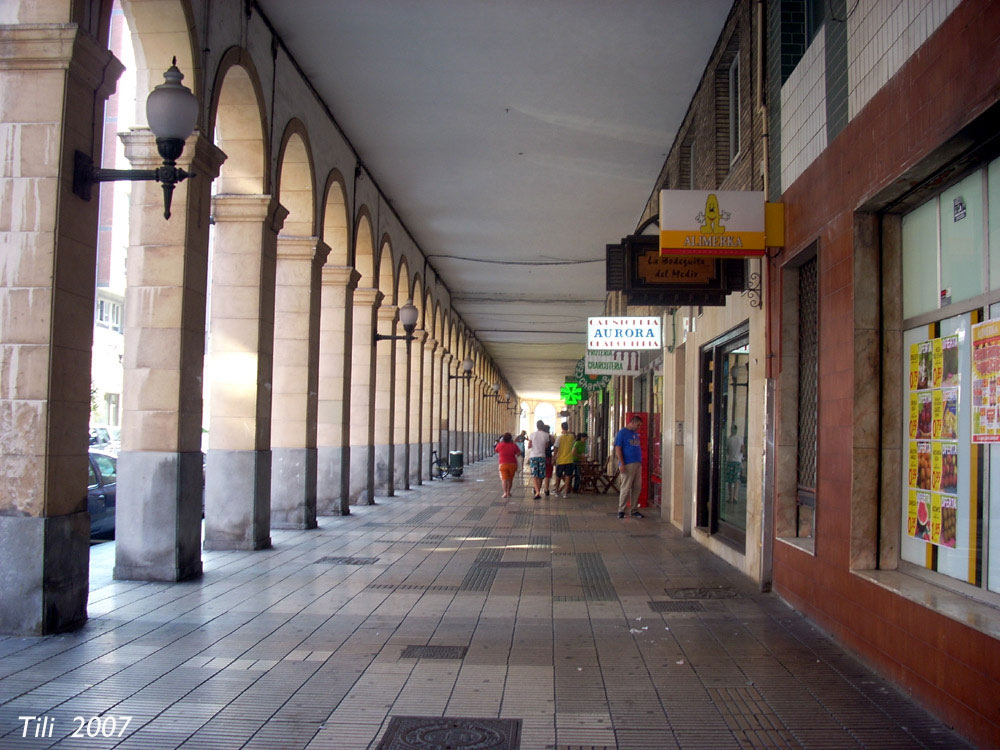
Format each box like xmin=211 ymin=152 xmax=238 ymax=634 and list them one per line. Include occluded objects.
xmin=560 ymin=382 xmax=583 ymax=405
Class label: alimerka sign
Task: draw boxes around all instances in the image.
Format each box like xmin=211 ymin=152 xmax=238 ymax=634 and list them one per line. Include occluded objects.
xmin=587 ymin=317 xmax=661 ymax=349
xmin=659 ymin=190 xmax=766 ymax=258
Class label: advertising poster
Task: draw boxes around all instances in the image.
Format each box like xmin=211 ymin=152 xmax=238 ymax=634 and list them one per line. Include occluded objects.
xmin=905 ymin=332 xmax=961 ymax=547
xmin=971 ymin=318 xmax=1000 ymax=442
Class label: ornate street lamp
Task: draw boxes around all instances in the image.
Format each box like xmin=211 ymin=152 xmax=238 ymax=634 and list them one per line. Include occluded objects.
xmin=374 ymin=300 xmax=418 ymax=343
xmin=482 ymin=383 xmax=501 ymax=399
xmin=449 ymin=357 xmax=474 ymax=380
xmin=74 ymin=58 xmax=199 ymax=219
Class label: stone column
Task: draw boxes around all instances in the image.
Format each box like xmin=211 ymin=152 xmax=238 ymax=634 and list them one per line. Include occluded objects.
xmin=393 ymin=332 xmax=411 ymax=491
xmin=114 ymin=130 xmax=224 ymax=582
xmin=442 ymin=352 xmax=454 ymax=455
xmin=421 ymin=338 xmax=437 ymax=481
xmin=430 ymin=346 xmax=444 ymax=462
xmin=374 ymin=304 xmax=397 ymax=495
xmin=269 ymin=236 xmax=329 ymax=529
xmin=349 ymin=288 xmax=382 ymax=504
xmin=203 ymin=195 xmax=285 ymax=551
xmin=0 ymin=24 xmax=122 ymax=633
xmin=317 ymin=266 xmax=360 ymax=515
xmin=410 ymin=332 xmax=427 ymax=484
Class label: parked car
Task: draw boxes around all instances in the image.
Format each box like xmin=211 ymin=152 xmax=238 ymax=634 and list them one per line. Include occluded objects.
xmin=88 ymin=449 xmax=117 ymax=538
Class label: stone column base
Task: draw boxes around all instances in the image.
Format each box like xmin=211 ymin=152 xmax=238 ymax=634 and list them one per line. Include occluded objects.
xmin=348 ymin=445 xmax=374 ymax=505
xmin=409 ymin=443 xmax=422 ymax=485
xmin=271 ymin=448 xmax=318 ymax=529
xmin=393 ymin=444 xmax=409 ymax=490
xmin=374 ymin=444 xmax=393 ymax=496
xmin=317 ymin=445 xmax=349 ymax=515
xmin=114 ymin=451 xmax=203 ymax=582
xmin=204 ymin=450 xmax=272 ymax=550
xmin=0 ymin=513 xmax=89 ymax=635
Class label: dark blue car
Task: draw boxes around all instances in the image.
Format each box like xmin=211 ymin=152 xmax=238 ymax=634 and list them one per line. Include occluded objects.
xmin=88 ymin=449 xmax=117 ymax=538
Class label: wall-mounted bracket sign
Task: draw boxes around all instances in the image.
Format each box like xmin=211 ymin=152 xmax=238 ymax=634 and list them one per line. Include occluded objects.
xmin=587 ymin=316 xmax=661 ymax=350
xmin=575 ymin=357 xmax=612 ymax=391
xmin=660 ymin=190 xmax=767 ymax=257
xmin=584 ymin=350 xmax=641 ymax=377
xmin=560 ymin=382 xmax=583 ymax=405
xmin=607 ymin=233 xmax=746 ymax=306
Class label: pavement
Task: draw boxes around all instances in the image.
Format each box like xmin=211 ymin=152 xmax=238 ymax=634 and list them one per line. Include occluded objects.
xmin=0 ymin=461 xmax=972 ymax=749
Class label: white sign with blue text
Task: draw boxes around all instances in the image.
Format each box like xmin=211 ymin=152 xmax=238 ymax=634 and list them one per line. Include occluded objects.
xmin=587 ymin=317 xmax=661 ymax=350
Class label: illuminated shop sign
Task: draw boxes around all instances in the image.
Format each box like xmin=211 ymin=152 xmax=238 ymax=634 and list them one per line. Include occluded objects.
xmin=659 ymin=190 xmax=766 ymax=258
xmin=587 ymin=317 xmax=661 ymax=350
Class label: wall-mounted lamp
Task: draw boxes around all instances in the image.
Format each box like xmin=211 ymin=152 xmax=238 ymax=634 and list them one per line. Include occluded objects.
xmin=482 ymin=383 xmax=501 ymax=399
xmin=374 ymin=299 xmax=418 ymax=343
xmin=449 ymin=357 xmax=474 ymax=380
xmin=73 ymin=58 xmax=198 ymax=219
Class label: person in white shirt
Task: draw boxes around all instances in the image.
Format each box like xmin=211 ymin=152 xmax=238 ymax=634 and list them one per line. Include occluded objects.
xmin=527 ymin=420 xmax=551 ymax=500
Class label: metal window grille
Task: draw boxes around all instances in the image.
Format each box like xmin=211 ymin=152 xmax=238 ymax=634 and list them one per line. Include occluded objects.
xmin=797 ymin=258 xmax=819 ymax=495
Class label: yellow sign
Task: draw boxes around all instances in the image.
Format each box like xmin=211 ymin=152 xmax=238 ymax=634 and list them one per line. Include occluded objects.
xmin=659 ymin=189 xmax=767 ymax=258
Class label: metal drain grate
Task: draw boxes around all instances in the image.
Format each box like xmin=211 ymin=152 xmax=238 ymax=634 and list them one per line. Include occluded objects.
xmin=366 ymin=583 xmax=459 ymax=592
xmin=649 ymin=600 xmax=704 ymax=612
xmin=665 ymin=586 xmax=738 ymax=599
xmin=376 ymin=716 xmax=521 ymax=750
xmin=399 ymin=645 xmax=468 ymax=660
xmin=316 ymin=556 xmax=379 ymax=565
xmin=576 ymin=552 xmax=617 ymax=601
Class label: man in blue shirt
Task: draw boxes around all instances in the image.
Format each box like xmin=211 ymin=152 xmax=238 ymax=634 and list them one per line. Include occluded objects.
xmin=614 ymin=416 xmax=644 ymax=518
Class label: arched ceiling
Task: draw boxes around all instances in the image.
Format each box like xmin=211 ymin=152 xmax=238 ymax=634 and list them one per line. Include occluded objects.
xmin=257 ymin=0 xmax=731 ymax=400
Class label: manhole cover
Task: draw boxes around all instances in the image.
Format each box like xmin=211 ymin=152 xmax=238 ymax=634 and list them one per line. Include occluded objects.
xmin=400 ymin=645 xmax=468 ymax=660
xmin=649 ymin=600 xmax=704 ymax=612
xmin=376 ymin=716 xmax=521 ymax=750
xmin=665 ymin=586 xmax=737 ymax=599
xmin=316 ymin=556 xmax=379 ymax=565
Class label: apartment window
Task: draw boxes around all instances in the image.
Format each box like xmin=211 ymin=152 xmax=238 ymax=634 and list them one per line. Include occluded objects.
xmin=686 ymin=138 xmax=696 ymax=190
xmin=797 ymin=256 xmax=818 ymax=538
xmin=728 ymin=54 xmax=741 ymax=162
xmin=897 ymin=156 xmax=1000 ymax=594
xmin=805 ymin=0 xmax=825 ymax=44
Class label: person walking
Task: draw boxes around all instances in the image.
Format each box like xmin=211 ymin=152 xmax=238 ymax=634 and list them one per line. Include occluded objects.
xmin=527 ymin=420 xmax=550 ymax=500
xmin=514 ymin=430 xmax=527 ymax=472
xmin=553 ymin=422 xmax=576 ymax=497
xmin=614 ymin=415 xmax=644 ymax=518
xmin=494 ymin=432 xmax=521 ymax=498
xmin=571 ymin=432 xmax=588 ymax=492
xmin=542 ymin=424 xmax=555 ymax=496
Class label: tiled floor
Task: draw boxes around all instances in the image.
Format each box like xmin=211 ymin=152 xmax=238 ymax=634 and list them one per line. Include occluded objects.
xmin=0 ymin=461 xmax=971 ymax=750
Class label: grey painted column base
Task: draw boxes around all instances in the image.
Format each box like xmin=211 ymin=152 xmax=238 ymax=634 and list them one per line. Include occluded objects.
xmin=317 ymin=445 xmax=349 ymax=515
xmin=270 ymin=447 xmax=318 ymax=530
xmin=204 ymin=449 xmax=271 ymax=551
xmin=348 ymin=445 xmax=374 ymax=505
xmin=393 ymin=444 xmax=408 ymax=490
xmin=114 ymin=451 xmax=203 ymax=582
xmin=0 ymin=513 xmax=89 ymax=635
xmin=374 ymin=443 xmax=393 ymax=496
xmin=409 ymin=442 xmax=421 ymax=485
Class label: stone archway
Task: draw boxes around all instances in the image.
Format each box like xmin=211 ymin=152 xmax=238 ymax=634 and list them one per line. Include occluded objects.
xmin=348 ymin=210 xmax=379 ymax=504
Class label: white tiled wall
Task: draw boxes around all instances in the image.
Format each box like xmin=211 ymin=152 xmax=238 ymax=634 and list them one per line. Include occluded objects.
xmin=780 ymin=32 xmax=827 ymax=191
xmin=848 ymin=0 xmax=960 ymax=119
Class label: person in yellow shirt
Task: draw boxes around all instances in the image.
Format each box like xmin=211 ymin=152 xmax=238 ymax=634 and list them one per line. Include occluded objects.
xmin=552 ymin=422 xmax=576 ymax=498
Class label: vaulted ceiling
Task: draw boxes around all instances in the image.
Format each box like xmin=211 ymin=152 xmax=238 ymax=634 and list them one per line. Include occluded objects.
xmin=258 ymin=0 xmax=731 ymax=400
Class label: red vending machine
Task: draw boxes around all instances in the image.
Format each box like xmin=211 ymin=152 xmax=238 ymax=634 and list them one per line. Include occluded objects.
xmin=625 ymin=411 xmax=649 ymax=507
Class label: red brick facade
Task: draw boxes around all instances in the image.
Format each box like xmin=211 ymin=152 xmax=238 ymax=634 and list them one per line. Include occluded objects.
xmin=767 ymin=0 xmax=1000 ymax=745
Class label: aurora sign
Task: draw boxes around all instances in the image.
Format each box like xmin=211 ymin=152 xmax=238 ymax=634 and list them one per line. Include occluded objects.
xmin=587 ymin=317 xmax=661 ymax=350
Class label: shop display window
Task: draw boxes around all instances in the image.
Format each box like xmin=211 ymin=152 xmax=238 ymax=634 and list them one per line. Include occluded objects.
xmin=899 ymin=157 xmax=999 ymax=595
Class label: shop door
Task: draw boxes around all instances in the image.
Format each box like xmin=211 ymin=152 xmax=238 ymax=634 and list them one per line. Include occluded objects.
xmin=697 ymin=324 xmax=750 ymax=548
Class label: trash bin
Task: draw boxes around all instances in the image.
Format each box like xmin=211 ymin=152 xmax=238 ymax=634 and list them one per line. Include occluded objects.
xmin=448 ymin=450 xmax=464 ymax=477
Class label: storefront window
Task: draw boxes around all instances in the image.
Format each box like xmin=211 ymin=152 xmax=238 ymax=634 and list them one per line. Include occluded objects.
xmin=899 ymin=157 xmax=999 ymax=594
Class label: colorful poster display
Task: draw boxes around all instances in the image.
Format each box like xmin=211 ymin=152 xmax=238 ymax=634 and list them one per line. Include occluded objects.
xmin=905 ymin=333 xmax=960 ymax=547
xmin=971 ymin=318 xmax=1000 ymax=442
